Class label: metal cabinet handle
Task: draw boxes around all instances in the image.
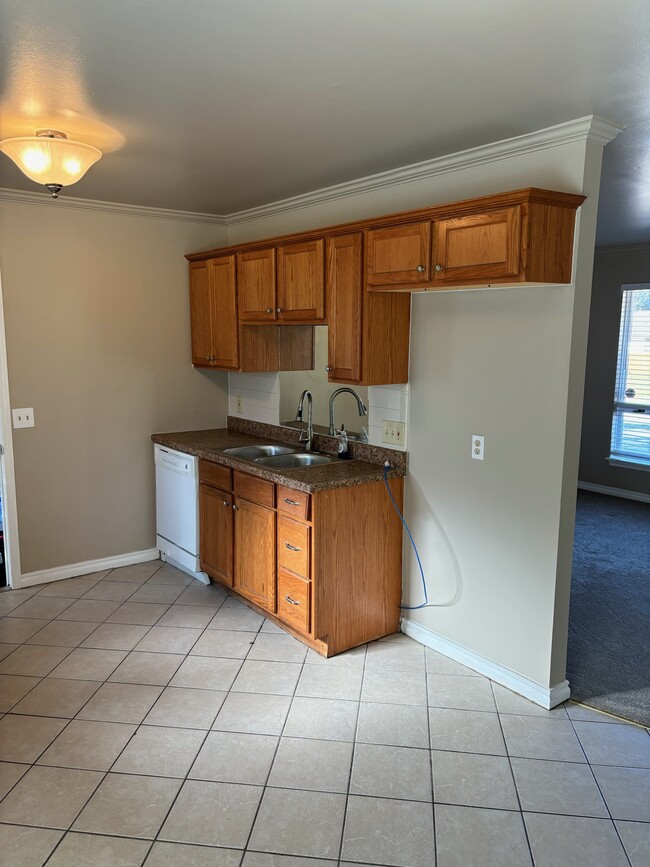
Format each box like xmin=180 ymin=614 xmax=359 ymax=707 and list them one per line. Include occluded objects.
xmin=222 ymin=500 xmax=229 ymax=507
xmin=325 ymin=365 xmax=333 ymax=372
xmin=285 ymin=542 xmax=300 ymax=552
xmin=276 ymin=307 xmax=284 ymax=313
xmin=416 ymin=264 xmax=425 ymax=273
xmin=284 ymin=595 xmax=300 ymax=605
xmin=434 ymin=264 xmax=444 ymax=272
xmin=232 ymin=504 xmax=239 ymax=511
xmin=265 ymin=307 xmax=273 ymax=314
xmin=284 ymin=498 xmax=301 ymax=506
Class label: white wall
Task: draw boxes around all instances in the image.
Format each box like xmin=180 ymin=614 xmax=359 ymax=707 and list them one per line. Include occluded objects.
xmin=0 ymin=195 xmax=229 ymax=578
xmin=225 ymin=120 xmax=613 ymax=694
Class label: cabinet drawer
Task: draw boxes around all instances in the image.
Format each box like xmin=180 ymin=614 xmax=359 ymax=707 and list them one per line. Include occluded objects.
xmin=233 ymin=470 xmax=275 ymax=508
xmin=277 ymin=485 xmax=311 ymax=521
xmin=199 ymin=460 xmax=232 ymax=491
xmin=277 ymin=570 xmax=311 ymax=634
xmin=278 ymin=515 xmax=310 ymax=579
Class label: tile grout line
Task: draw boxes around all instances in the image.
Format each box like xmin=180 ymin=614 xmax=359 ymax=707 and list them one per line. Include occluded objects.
xmin=425 ymin=645 xmax=439 ymax=867
xmin=239 ymin=622 xmax=312 ymax=860
xmin=564 ymin=708 xmax=634 ymax=867
xmin=335 ymin=641 xmax=366 ymax=866
xmin=489 ymin=679 xmax=535 ymax=866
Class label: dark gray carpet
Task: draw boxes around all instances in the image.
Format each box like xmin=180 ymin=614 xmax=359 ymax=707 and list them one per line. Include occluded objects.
xmin=567 ymin=490 xmax=650 ymax=726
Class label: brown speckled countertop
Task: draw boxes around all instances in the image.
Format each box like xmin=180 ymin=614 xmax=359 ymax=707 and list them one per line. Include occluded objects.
xmin=151 ymin=419 xmax=407 ymax=494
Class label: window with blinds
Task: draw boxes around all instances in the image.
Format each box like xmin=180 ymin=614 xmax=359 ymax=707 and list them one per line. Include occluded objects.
xmin=610 ymin=283 xmax=650 ymax=467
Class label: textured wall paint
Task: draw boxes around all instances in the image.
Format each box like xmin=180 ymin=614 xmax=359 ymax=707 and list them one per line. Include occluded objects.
xmin=0 ymin=201 xmax=228 ymax=574
xmin=579 ymin=245 xmax=650 ymax=496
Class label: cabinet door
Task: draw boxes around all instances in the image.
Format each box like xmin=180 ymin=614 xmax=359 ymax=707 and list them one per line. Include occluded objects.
xmin=433 ymin=206 xmax=521 ymax=284
xmin=277 ymin=239 xmax=325 ymax=322
xmin=366 ymin=222 xmax=431 ymax=286
xmin=189 ymin=261 xmax=214 ymax=365
xmin=199 ymin=483 xmax=234 ymax=587
xmin=326 ymin=233 xmax=362 ymax=383
xmin=234 ymin=497 xmax=276 ymax=611
xmin=209 ymin=255 xmax=239 ymax=370
xmin=237 ymin=249 xmax=276 ymax=321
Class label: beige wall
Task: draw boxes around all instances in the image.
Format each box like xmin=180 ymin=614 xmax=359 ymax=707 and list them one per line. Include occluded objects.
xmin=228 ymin=132 xmax=604 ymax=691
xmin=0 ymin=198 xmax=229 ymax=575
xmin=579 ymin=245 xmax=650 ymax=496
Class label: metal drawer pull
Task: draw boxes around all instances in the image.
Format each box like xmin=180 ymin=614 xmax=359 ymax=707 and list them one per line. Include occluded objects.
xmin=265 ymin=307 xmax=273 ymax=314
xmin=285 ymin=543 xmax=300 ymax=552
xmin=416 ymin=264 xmax=425 ymax=272
xmin=284 ymin=498 xmax=301 ymax=506
xmin=222 ymin=500 xmax=229 ymax=507
xmin=232 ymin=504 xmax=239 ymax=511
xmin=284 ymin=595 xmax=301 ymax=605
xmin=434 ymin=264 xmax=444 ymax=272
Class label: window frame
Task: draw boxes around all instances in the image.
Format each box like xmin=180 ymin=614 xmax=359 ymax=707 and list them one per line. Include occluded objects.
xmin=608 ymin=282 xmax=650 ymax=471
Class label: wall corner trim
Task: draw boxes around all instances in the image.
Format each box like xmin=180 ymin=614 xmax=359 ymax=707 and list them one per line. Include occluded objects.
xmin=226 ymin=115 xmax=623 ymax=227
xmin=18 ymin=548 xmax=160 ymax=589
xmin=0 ymin=187 xmax=227 ymax=226
xmin=401 ymin=617 xmax=571 ymax=709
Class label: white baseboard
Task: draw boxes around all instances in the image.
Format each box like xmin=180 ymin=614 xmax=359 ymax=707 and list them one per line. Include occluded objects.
xmin=18 ymin=548 xmax=160 ymax=589
xmin=578 ymin=481 xmax=650 ymax=503
xmin=401 ymin=618 xmax=571 ymax=709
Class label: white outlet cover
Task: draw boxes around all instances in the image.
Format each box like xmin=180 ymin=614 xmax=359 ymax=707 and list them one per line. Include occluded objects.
xmin=471 ymin=434 xmax=484 ymax=460
xmin=12 ymin=407 xmax=35 ymax=428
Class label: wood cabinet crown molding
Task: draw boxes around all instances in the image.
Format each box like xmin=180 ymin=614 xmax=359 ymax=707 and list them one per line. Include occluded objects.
xmin=185 ymin=188 xmax=585 ymax=262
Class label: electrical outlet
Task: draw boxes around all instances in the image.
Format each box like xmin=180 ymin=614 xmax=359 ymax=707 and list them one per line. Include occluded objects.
xmin=471 ymin=434 xmax=484 ymax=460
xmin=12 ymin=407 xmax=35 ymax=429
xmin=382 ymin=420 xmax=406 ymax=445
xmin=236 ymin=395 xmax=243 ymax=413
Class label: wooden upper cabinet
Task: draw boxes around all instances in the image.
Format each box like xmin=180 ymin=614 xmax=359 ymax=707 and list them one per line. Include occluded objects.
xmin=189 ymin=261 xmax=214 ymax=366
xmin=327 ymin=233 xmax=363 ymax=383
xmin=189 ymin=256 xmax=238 ymax=370
xmin=209 ymin=256 xmax=239 ymax=369
xmin=366 ymin=221 xmax=431 ymax=286
xmin=432 ymin=206 xmax=521 ymax=285
xmin=234 ymin=496 xmax=276 ymax=612
xmin=277 ymin=239 xmax=325 ymax=322
xmin=237 ymin=248 xmax=276 ymax=321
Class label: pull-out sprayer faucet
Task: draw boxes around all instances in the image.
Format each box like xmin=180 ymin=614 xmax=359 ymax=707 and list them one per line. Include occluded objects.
xmin=328 ymin=388 xmax=368 ymax=436
xmin=295 ymin=390 xmax=314 ymax=451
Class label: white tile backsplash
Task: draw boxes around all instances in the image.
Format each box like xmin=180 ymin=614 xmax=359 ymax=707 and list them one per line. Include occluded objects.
xmin=367 ymin=384 xmax=409 ymax=450
xmin=227 ymin=375 xmax=409 ymax=450
xmin=228 ymin=372 xmax=281 ymax=424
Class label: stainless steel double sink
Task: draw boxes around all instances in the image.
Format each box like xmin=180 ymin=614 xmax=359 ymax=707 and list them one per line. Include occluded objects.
xmin=222 ymin=443 xmax=336 ymax=469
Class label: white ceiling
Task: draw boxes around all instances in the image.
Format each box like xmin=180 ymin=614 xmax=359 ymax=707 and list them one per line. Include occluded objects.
xmin=1 ymin=0 xmax=649 ymax=246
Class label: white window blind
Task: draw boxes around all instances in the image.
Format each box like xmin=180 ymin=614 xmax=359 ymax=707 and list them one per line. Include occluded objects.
xmin=610 ymin=284 xmax=650 ymax=467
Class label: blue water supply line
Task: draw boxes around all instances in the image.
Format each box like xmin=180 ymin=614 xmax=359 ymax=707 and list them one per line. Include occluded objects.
xmin=383 ymin=462 xmax=428 ymax=609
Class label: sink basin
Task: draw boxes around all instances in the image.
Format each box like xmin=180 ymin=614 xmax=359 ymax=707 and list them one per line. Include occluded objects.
xmin=255 ymin=452 xmax=337 ymax=469
xmin=222 ymin=444 xmax=299 ymax=460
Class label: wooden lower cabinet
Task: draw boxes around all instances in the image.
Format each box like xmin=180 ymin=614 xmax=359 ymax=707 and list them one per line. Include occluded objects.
xmin=233 ymin=496 xmax=276 ymax=612
xmin=199 ymin=483 xmax=233 ymax=587
xmin=199 ymin=460 xmax=404 ymax=656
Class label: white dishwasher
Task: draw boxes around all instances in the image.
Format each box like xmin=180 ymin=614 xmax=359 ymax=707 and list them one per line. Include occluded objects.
xmin=154 ymin=445 xmax=209 ymax=584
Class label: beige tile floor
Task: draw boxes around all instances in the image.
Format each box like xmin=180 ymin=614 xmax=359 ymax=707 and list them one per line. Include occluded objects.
xmin=0 ymin=562 xmax=648 ymax=866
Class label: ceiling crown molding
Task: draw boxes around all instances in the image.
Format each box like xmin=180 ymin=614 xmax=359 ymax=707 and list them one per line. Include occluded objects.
xmin=0 ymin=186 xmax=227 ymax=225
xmin=226 ymin=115 xmax=623 ymax=227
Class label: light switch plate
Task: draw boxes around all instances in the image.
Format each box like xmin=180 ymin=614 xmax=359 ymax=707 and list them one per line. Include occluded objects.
xmin=382 ymin=420 xmax=405 ymax=445
xmin=12 ymin=407 xmax=35 ymax=428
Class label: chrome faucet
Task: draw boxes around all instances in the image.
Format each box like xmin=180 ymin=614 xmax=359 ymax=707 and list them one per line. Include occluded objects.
xmin=328 ymin=387 xmax=368 ymax=436
xmin=295 ymin=389 xmax=314 ymax=452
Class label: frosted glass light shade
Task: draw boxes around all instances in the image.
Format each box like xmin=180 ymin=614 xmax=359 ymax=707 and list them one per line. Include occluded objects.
xmin=0 ymin=135 xmax=102 ymax=186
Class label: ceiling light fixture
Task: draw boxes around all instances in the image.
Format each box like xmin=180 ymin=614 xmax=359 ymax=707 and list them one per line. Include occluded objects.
xmin=0 ymin=128 xmax=102 ymax=198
